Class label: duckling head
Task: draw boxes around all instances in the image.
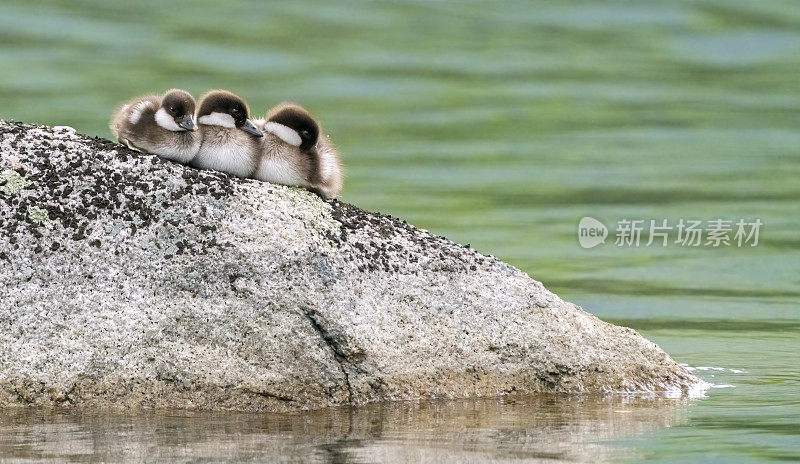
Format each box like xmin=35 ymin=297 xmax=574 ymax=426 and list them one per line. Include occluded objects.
xmin=156 ymin=89 xmax=197 ymax=132
xmin=197 ymin=90 xmax=262 ymax=137
xmin=264 ymin=104 xmax=320 ymax=152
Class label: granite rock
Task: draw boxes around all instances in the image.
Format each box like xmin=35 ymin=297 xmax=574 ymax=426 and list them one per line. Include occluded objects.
xmin=0 ymin=121 xmax=706 ymax=411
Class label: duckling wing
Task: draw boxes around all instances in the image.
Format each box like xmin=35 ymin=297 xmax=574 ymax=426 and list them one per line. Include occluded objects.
xmin=118 ymin=136 xmax=144 ymax=153
xmin=109 ymin=95 xmax=159 ymax=140
xmin=311 ymin=135 xmax=343 ymax=199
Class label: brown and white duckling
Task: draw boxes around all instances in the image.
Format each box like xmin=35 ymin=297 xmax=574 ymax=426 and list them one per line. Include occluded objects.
xmin=189 ymin=90 xmax=263 ymax=178
xmin=253 ymin=103 xmax=342 ymax=199
xmin=109 ymin=89 xmax=199 ymax=163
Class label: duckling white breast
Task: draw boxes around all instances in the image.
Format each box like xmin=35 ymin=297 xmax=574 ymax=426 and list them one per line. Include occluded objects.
xmin=253 ymin=134 xmax=309 ymax=187
xmin=146 ymin=134 xmax=200 ymax=164
xmin=193 ymin=126 xmax=257 ymax=178
xmin=254 ymin=157 xmax=307 ymax=186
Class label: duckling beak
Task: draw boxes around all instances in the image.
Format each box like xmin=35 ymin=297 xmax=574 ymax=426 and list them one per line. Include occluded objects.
xmin=240 ymin=119 xmax=263 ymax=137
xmin=178 ymin=115 xmax=197 ymax=131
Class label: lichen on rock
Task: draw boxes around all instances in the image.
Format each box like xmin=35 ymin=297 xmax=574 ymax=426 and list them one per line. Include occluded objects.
xmin=26 ymin=205 xmax=58 ymax=229
xmin=0 ymin=169 xmax=29 ymax=196
xmin=0 ymin=120 xmax=707 ymax=412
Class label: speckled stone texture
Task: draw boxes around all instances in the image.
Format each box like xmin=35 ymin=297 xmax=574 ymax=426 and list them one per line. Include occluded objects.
xmin=0 ymin=121 xmax=705 ymax=412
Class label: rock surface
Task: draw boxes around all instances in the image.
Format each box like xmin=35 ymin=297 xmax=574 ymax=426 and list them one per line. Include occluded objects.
xmin=0 ymin=121 xmax=705 ymax=412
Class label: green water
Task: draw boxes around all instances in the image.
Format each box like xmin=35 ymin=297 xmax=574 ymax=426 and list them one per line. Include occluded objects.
xmin=0 ymin=0 xmax=798 ymax=462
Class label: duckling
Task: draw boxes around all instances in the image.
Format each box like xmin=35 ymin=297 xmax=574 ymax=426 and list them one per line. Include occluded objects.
xmin=109 ymin=89 xmax=199 ymax=163
xmin=189 ymin=90 xmax=263 ymax=178
xmin=253 ymin=103 xmax=343 ymax=199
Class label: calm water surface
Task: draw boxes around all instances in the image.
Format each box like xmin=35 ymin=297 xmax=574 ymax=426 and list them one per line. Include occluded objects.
xmin=0 ymin=397 xmax=692 ymax=463
xmin=0 ymin=0 xmax=798 ymax=462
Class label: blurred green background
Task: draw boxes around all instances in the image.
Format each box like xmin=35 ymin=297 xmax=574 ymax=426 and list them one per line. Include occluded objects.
xmin=0 ymin=0 xmax=798 ymax=462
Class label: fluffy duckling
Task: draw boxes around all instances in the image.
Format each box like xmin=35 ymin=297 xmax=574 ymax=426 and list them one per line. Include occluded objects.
xmin=253 ymin=103 xmax=342 ymax=199
xmin=189 ymin=90 xmax=263 ymax=178
xmin=109 ymin=89 xmax=200 ymax=163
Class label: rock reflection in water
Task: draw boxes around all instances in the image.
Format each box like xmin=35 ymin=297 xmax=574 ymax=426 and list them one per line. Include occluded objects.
xmin=0 ymin=394 xmax=689 ymax=463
